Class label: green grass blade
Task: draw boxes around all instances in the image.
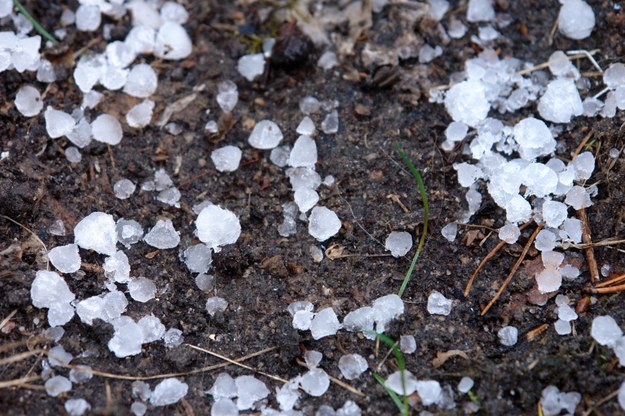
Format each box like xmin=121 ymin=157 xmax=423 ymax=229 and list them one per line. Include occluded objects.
xmin=393 ymin=145 xmax=429 ymax=298
xmin=369 ymin=331 xmax=410 ymax=415
xmin=13 ymin=0 xmax=59 ymax=44
xmin=373 ymin=373 xmax=406 ymax=414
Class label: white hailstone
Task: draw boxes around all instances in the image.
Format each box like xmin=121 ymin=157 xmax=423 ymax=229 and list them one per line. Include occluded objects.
xmin=48 ymin=345 xmax=73 ymax=368
xmin=216 ymin=80 xmax=238 ymax=113
xmin=67 ymin=118 xmax=92 ymax=148
xmin=400 ymin=335 xmax=417 ymax=354
xmin=427 ymin=290 xmax=453 ymax=316
xmin=498 ymin=326 xmax=518 ymax=346
xmin=150 ymin=379 xmax=189 ymax=406
xmin=308 ymin=206 xmax=341 ymax=241
xmin=310 ymin=307 xmax=341 ymax=340
xmin=445 ymin=121 xmax=468 ymax=143
xmin=318 ymin=50 xmax=338 ymax=69
xmin=235 ymin=375 xmax=270 ymax=410
xmin=126 ymin=99 xmax=154 ymax=128
xmin=523 ymin=163 xmax=558 ymax=197
xmin=591 ymin=315 xmax=623 ymax=347
xmin=441 ymin=222 xmax=458 ymax=242
xmin=64 ymin=398 xmax=90 ymax=416
xmin=209 ymin=372 xmax=237 ymax=399
xmin=10 ymin=35 xmax=41 ymax=73
xmin=195 ymin=274 xmax=214 ymax=292
xmin=555 ymin=319 xmax=572 ymax=335
xmin=558 ymin=0 xmax=595 ymax=40
xmin=304 ymin=350 xmax=322 ymax=369
xmin=65 ymin=147 xmax=82 ymax=163
xmin=338 ymin=354 xmax=368 ymax=380
xmin=138 ymin=315 xmax=166 ymax=343
xmin=571 ymin=151 xmax=595 ymax=180
xmin=100 ymin=65 xmax=129 ymax=90
xmin=445 ymin=80 xmax=489 ymax=127
xmin=619 ymin=381 xmax=625 ymax=410
xmin=299 ymin=96 xmax=321 ymax=115
xmin=124 ymin=64 xmax=158 ymax=98
xmin=75 ymin=5 xmax=101 ymax=32
xmin=74 ymin=55 xmax=106 ymax=93
xmin=564 ymin=186 xmax=592 ymax=210
xmin=289 ymin=135 xmax=317 ymax=168
xmin=299 ymin=368 xmax=330 ymax=397
xmin=499 ymin=223 xmax=520 ymax=244
xmin=15 ymin=85 xmax=43 ymax=117
xmin=0 ymin=0 xmax=12 ymax=18
xmin=128 ymin=278 xmax=157 ymax=302
xmin=296 ymin=116 xmax=316 ymax=136
xmin=74 ymin=212 xmax=117 ymax=256
xmin=535 ymin=229 xmax=557 ymax=252
xmin=204 ymin=120 xmax=218 ymax=134
xmin=144 ymin=219 xmax=180 ymax=249
xmin=48 ymin=244 xmax=81 ymax=274
xmin=287 ymin=167 xmax=322 ymax=191
xmin=108 ymin=316 xmax=143 ymax=357
xmin=196 ymin=205 xmax=241 ymax=251
xmin=372 ymin=294 xmax=404 ymax=333
xmin=604 ymin=63 xmax=625 ymax=90
xmin=91 ymin=114 xmax=123 ymax=145
xmin=458 ymin=377 xmax=474 ymax=393
xmin=36 ymin=59 xmax=55 ymax=82
xmin=385 ymin=231 xmax=413 ymax=257
xmin=416 ymin=380 xmax=442 ymax=406
xmin=76 ymin=296 xmax=105 ymax=325
xmin=467 ymin=0 xmax=495 ymax=22
xmin=125 ymin=26 xmax=156 ymax=55
xmin=248 ymin=120 xmax=283 ymax=149
xmin=538 ymin=79 xmax=583 ymax=124
xmin=44 ymin=107 xmax=76 ymax=139
xmin=386 ymin=370 xmax=418 ymax=395
xmin=161 ymin=1 xmax=189 ymax=23
xmin=343 ymin=306 xmax=375 ymax=333
xmin=154 ymin=22 xmax=192 ymax=60
xmin=513 ymin=117 xmax=555 ymax=160
xmin=211 ymin=399 xmax=237 ymax=415
xmin=542 ymin=200 xmax=568 ymax=228
xmin=548 ymin=51 xmax=580 ymax=79
xmin=454 ymin=162 xmax=484 ymax=187
xmin=113 ymin=179 xmax=136 ymax=199
xmin=536 ymin=267 xmax=562 ymax=293
xmin=275 ymin=378 xmax=300 ymax=411
xmin=211 ymin=145 xmax=242 ymax=172
xmin=30 ymin=270 xmax=76 ymax=327
xmin=116 ymin=219 xmax=144 ymax=248
xmin=237 ymin=53 xmax=265 ymax=82
xmin=163 ymin=328 xmax=183 ymax=348
xmin=206 ymin=297 xmax=228 ymax=316
xmin=294 ymin=188 xmax=319 ymax=213
xmin=321 ymin=110 xmax=339 ymax=134
xmin=183 ymin=244 xmax=212 ymax=274
xmin=106 ymin=41 xmax=136 ymax=68
xmin=428 ymin=0 xmax=450 ymax=21
xmin=542 ymin=251 xmax=564 ymax=269
xmin=45 ymin=376 xmax=72 ymax=397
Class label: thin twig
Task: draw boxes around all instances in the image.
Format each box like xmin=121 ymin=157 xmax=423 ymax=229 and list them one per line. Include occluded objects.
xmin=0 ymin=309 xmax=17 ymax=332
xmin=0 ymin=215 xmax=49 ymax=270
xmin=0 ymin=350 xmax=45 ymax=366
xmin=481 ymin=223 xmax=544 ymax=316
xmin=578 ymin=208 xmax=599 ymax=284
xmin=573 ymin=130 xmax=594 ymax=159
xmin=585 ymin=283 xmax=625 ymax=295
xmin=0 ymin=376 xmax=40 ymax=389
xmin=465 ymin=220 xmax=533 ymax=297
xmin=581 ymin=388 xmax=620 ymax=416
xmin=594 ymin=273 xmax=625 ymax=288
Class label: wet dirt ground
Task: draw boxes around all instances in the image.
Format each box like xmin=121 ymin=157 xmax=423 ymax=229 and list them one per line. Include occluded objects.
xmin=1 ymin=0 xmax=625 ymax=414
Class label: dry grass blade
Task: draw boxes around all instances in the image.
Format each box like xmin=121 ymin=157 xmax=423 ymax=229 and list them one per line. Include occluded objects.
xmin=0 ymin=309 xmax=18 ymax=332
xmin=585 ymin=283 xmax=625 ymax=295
xmin=465 ymin=220 xmax=533 ymax=297
xmin=594 ymin=273 xmax=625 ymax=288
xmin=578 ymin=208 xmax=599 ymax=284
xmin=581 ymin=388 xmax=620 ymax=416
xmin=0 ymin=350 xmax=45 ymax=366
xmin=0 ymin=375 xmax=40 ymax=389
xmin=0 ymin=215 xmax=49 ymax=270
xmin=481 ymin=223 xmax=544 ymax=316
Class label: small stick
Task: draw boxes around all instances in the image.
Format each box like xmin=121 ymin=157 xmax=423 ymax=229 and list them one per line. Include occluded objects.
xmin=0 ymin=215 xmax=49 ymax=270
xmin=572 ymin=130 xmax=594 ymax=158
xmin=578 ymin=208 xmax=599 ymax=284
xmin=594 ymin=273 xmax=625 ymax=288
xmin=0 ymin=309 xmax=17 ymax=332
xmin=0 ymin=376 xmax=40 ymax=389
xmin=581 ymin=388 xmax=620 ymax=416
xmin=548 ymin=15 xmax=559 ymax=45
xmin=464 ymin=220 xmax=533 ymax=297
xmin=585 ymin=283 xmax=625 ymax=295
xmin=566 ymin=49 xmax=603 ymax=72
xmin=481 ymin=223 xmax=544 ymax=316
xmin=525 ymin=324 xmax=549 ymax=342
xmin=0 ymin=350 xmax=45 ymax=366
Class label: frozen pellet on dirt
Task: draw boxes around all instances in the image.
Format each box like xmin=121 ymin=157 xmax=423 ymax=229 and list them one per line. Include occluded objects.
xmin=48 ymin=345 xmax=73 ymax=367
xmin=513 ymin=117 xmax=555 ymax=160
xmin=591 ymin=315 xmax=623 ymax=347
xmin=196 ymin=205 xmax=241 ymax=250
xmin=75 ymin=4 xmax=101 ymax=31
xmin=604 ymin=63 xmax=625 ymax=89
xmin=64 ymin=398 xmax=90 ymax=416
xmin=540 ymin=385 xmax=581 ymax=416
xmin=45 ymin=375 xmax=72 ymax=397
xmin=385 ymin=231 xmax=413 ymax=257
xmin=163 ymin=328 xmax=183 ymax=348
xmin=195 ymin=274 xmax=214 ymax=292
xmin=548 ymin=51 xmax=580 ymax=79
xmin=287 ymin=167 xmax=322 ymax=191
xmin=400 ymin=335 xmax=417 ymax=354
xmin=65 ymin=147 xmax=82 ymax=163
xmin=235 ymin=375 xmax=270 ymax=410
xmin=304 ymin=350 xmax=322 ymax=369
xmin=427 ymin=291 xmax=452 ymax=316
xmin=373 ymin=294 xmax=404 ymax=332
xmin=211 ymin=145 xmax=242 ymax=172
xmin=542 ymin=251 xmax=564 ymax=269
xmin=237 ymin=53 xmax=265 ymax=82
xmin=571 ymin=152 xmax=595 ymax=180
xmin=248 ymin=120 xmax=283 ymax=149
xmin=150 ymin=378 xmax=189 ymax=406
xmin=441 ymin=223 xmax=457 ymax=242
xmin=144 ymin=219 xmax=180 ymax=249
xmin=498 ymin=326 xmax=518 ymax=346
xmin=289 ymin=135 xmax=317 ymax=168
xmin=343 ymin=307 xmax=374 ymax=333
xmin=216 ymin=80 xmax=238 ymax=113
xmin=124 ymin=64 xmax=158 ymax=98
xmin=183 ymin=244 xmax=212 ymax=274
xmin=458 ymin=376 xmax=474 ymax=393
xmin=536 ymin=267 xmax=561 ymax=293
xmin=554 ymin=319 xmax=571 ymax=335
xmin=294 ymin=188 xmax=319 ymax=213
xmin=499 ymin=223 xmax=520 ymax=244
xmin=300 ymin=368 xmax=330 ymax=397
xmin=15 ymin=85 xmax=42 ymax=116
xmin=308 ymin=206 xmax=341 ymax=241
xmin=467 ymin=0 xmax=494 ymax=22
xmin=31 ymin=270 xmax=75 ymax=326
xmin=156 ymin=187 xmax=181 ymax=207
xmin=270 ymin=145 xmax=290 ymax=167
xmin=558 ymin=0 xmax=595 ymax=40
xmin=91 ymin=114 xmax=123 ymax=145
xmin=416 ymin=380 xmax=442 ymax=406
xmin=100 ymin=65 xmax=129 ymax=90
xmin=128 ymin=278 xmax=157 ymax=302
xmin=130 ymin=402 xmax=147 ymax=416
xmin=535 ymin=229 xmax=557 ymax=252
xmin=206 ymin=297 xmax=228 ymax=316
xmin=296 ymin=116 xmax=316 ymax=136
xmin=126 ymin=99 xmax=154 ymax=128
xmin=45 ymin=107 xmax=76 ymax=139
xmin=310 ymin=307 xmax=341 ymax=339
xmin=386 ymin=370 xmax=418 ymax=395
xmin=537 ymin=79 xmax=583 ymax=124
xmin=276 ymin=379 xmax=300 ymax=412
xmin=48 ymin=244 xmax=81 ymax=274
xmin=155 ymin=22 xmax=192 ymax=60
xmin=161 ymin=1 xmax=189 ymax=23
xmin=209 ymin=372 xmax=237 ymax=399
xmin=321 ymin=110 xmax=339 ymax=134
xmin=299 ymin=96 xmax=321 ymax=115
xmin=542 ymin=201 xmax=568 ymax=228
xmin=564 ymin=186 xmax=592 ymax=210
xmin=204 ymin=120 xmax=218 ymax=134
xmin=339 ymin=354 xmax=368 ymax=380
xmin=116 ymin=219 xmax=143 ymax=248
xmin=445 ymin=80 xmax=489 ymax=127
xmin=138 ymin=315 xmax=166 ymax=343
xmin=67 ymin=118 xmax=92 ymax=148
xmin=113 ymin=179 xmax=136 ymax=199
xmin=318 ymin=50 xmax=338 ymax=69
xmin=108 ymin=316 xmax=143 ymax=357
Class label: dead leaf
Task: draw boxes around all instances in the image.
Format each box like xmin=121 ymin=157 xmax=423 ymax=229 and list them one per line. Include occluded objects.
xmin=325 ymin=244 xmax=345 ymax=260
xmin=432 ymin=349 xmax=469 ymax=368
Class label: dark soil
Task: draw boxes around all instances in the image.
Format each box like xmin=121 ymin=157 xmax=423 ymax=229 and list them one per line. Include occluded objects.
xmin=1 ymin=1 xmax=625 ymax=415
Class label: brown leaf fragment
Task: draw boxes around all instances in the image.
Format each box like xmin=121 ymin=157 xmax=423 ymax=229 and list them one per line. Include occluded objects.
xmin=432 ymin=349 xmax=469 ymax=368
